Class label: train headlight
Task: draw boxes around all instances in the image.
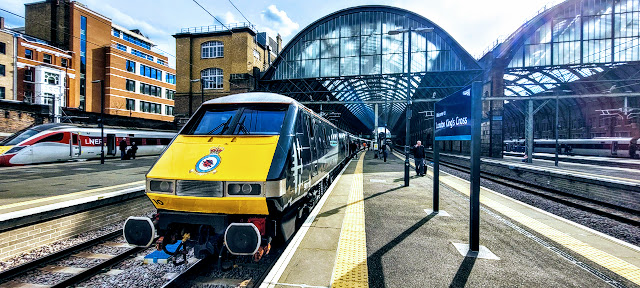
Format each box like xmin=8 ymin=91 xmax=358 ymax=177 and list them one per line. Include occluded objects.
xmin=148 ymin=179 xmax=174 ymax=194
xmin=227 ymin=183 xmax=262 ymax=196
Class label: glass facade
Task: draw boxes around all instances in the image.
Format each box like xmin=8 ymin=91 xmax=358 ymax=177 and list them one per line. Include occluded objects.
xmin=272 ymin=11 xmax=466 ymax=80
xmin=80 ymin=16 xmax=87 ymax=111
xmin=508 ymin=0 xmax=640 ymax=68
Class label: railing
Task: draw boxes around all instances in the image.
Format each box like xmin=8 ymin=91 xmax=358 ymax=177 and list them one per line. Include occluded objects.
xmin=180 ymin=22 xmax=257 ymax=34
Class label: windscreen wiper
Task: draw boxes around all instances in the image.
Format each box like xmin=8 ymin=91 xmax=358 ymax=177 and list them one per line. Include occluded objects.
xmin=236 ymin=116 xmax=250 ymax=135
xmin=207 ymin=116 xmax=233 ymax=135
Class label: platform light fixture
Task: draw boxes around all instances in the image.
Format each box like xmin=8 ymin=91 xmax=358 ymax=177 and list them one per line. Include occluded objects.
xmin=387 ymin=26 xmax=434 ymax=187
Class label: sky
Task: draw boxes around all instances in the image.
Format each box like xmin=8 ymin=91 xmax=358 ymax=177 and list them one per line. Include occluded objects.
xmin=1 ymin=0 xmax=562 ymax=68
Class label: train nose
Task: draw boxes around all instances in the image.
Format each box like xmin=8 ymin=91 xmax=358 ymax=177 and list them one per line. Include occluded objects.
xmin=123 ymin=217 xmax=156 ymax=247
xmin=224 ymin=223 xmax=261 ymax=255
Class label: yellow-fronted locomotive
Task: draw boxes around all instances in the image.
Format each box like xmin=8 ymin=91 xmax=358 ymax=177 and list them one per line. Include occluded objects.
xmin=123 ymin=93 xmax=364 ymax=262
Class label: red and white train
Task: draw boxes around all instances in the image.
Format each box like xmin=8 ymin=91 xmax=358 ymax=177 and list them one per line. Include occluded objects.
xmin=0 ymin=123 xmax=175 ymax=166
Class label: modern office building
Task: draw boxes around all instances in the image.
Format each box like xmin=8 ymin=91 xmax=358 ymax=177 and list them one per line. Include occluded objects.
xmin=173 ymin=23 xmax=282 ymax=122
xmin=21 ymin=0 xmax=175 ymax=122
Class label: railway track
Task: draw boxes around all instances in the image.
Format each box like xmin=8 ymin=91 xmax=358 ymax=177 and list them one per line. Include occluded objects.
xmin=0 ymin=230 xmax=145 ymax=288
xmin=393 ymin=148 xmax=640 ymax=227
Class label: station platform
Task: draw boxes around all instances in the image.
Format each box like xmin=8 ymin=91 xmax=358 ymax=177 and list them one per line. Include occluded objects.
xmin=504 ymin=151 xmax=640 ymax=169
xmin=437 ymin=151 xmax=640 ymax=185
xmin=0 ymin=157 xmax=153 ymax=226
xmin=261 ymin=151 xmax=640 ymax=288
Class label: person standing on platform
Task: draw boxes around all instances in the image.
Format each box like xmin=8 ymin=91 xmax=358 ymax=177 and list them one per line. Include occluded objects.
xmin=119 ymin=138 xmax=128 ymax=160
xmin=381 ymin=142 xmax=388 ymax=162
xmin=130 ymin=141 xmax=139 ymax=159
xmin=412 ymin=140 xmax=426 ymax=176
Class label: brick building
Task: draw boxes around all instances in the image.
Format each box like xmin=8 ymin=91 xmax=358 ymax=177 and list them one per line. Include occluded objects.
xmin=0 ymin=18 xmax=16 ymax=102
xmin=173 ymin=23 xmax=281 ymax=123
xmin=22 ymin=0 xmax=176 ymax=122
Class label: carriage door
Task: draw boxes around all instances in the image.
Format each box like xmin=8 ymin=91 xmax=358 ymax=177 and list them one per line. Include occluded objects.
xmin=611 ymin=141 xmax=618 ymax=156
xmin=70 ymin=133 xmax=81 ymax=158
xmin=307 ymin=116 xmax=319 ymax=178
xmin=106 ymin=134 xmax=116 ymax=156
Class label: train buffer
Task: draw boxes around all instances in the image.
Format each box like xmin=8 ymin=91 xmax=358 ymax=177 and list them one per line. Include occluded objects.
xmin=260 ymin=151 xmax=640 ymax=288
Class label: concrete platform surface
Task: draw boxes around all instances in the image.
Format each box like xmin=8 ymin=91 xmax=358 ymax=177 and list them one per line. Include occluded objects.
xmin=0 ymin=157 xmax=155 ymax=214
xmin=261 ymin=151 xmax=640 ymax=288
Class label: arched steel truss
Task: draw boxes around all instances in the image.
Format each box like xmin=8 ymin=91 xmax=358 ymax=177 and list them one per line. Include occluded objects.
xmin=260 ymin=5 xmax=482 ymax=135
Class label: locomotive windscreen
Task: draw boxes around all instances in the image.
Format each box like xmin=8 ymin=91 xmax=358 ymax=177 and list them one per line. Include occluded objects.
xmin=0 ymin=129 xmax=40 ymax=146
xmin=183 ymin=104 xmax=288 ymax=136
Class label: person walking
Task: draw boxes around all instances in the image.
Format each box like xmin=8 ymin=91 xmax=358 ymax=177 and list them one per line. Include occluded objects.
xmin=130 ymin=141 xmax=139 ymax=159
xmin=119 ymin=138 xmax=128 ymax=160
xmin=412 ymin=140 xmax=426 ymax=176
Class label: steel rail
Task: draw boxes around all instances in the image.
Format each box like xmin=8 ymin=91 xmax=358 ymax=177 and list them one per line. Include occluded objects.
xmin=0 ymin=230 xmax=121 ymax=284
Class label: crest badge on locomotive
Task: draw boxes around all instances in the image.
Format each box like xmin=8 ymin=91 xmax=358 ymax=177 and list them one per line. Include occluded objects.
xmin=191 ymin=146 xmax=224 ymax=175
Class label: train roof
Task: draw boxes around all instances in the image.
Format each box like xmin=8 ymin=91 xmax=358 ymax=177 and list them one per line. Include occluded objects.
xmin=203 ymin=93 xmax=298 ymax=105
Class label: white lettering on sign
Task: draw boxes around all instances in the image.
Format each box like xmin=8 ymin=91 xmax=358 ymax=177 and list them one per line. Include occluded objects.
xmin=84 ymin=138 xmax=102 ymax=146
xmin=436 ymin=116 xmax=468 ymax=130
xmin=436 ymin=111 xmax=446 ymax=117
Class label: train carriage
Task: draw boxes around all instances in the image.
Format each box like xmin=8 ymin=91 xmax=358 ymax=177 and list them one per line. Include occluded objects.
xmin=0 ymin=123 xmax=175 ymax=166
xmin=123 ymin=93 xmax=365 ymax=262
xmin=504 ymin=137 xmax=639 ymax=158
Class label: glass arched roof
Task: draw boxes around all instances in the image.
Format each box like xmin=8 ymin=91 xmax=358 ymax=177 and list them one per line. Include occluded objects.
xmin=261 ymin=5 xmax=482 ymax=134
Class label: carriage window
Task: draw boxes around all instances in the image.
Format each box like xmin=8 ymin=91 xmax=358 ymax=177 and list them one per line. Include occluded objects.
xmin=72 ymin=134 xmax=78 ymax=145
xmin=36 ymin=133 xmax=64 ymax=143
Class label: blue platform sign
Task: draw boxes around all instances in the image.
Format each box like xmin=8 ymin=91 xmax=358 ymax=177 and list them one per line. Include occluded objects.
xmin=435 ymin=86 xmax=472 ymax=141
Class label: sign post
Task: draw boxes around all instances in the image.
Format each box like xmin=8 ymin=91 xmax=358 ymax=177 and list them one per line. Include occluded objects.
xmin=434 ymin=81 xmax=482 ymax=252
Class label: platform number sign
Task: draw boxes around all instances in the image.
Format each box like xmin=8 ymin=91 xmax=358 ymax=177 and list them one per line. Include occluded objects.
xmin=435 ymin=86 xmax=472 ymax=141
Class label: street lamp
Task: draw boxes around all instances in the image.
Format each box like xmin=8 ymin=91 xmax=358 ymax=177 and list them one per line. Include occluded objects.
xmin=388 ymin=26 xmax=434 ymax=187
xmin=91 ymin=80 xmax=105 ymax=164
xmin=190 ymin=78 xmax=204 ymax=116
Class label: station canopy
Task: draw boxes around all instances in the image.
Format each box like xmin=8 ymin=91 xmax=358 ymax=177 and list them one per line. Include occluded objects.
xmin=260 ymin=5 xmax=482 ymax=135
xmin=495 ymin=0 xmax=640 ymax=118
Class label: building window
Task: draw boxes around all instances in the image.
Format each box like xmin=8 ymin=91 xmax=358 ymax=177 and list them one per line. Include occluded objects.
xmin=126 ymin=98 xmax=135 ymax=111
xmin=0 ymin=64 xmax=4 ymax=76
xmin=25 ymin=69 xmax=33 ymax=82
xmin=25 ymin=49 xmax=33 ymax=59
xmin=131 ymin=49 xmax=153 ymax=61
xmin=201 ymin=68 xmax=223 ymax=89
xmin=0 ymin=43 xmax=5 ymax=54
xmin=166 ymin=73 xmax=176 ymax=84
xmin=126 ymin=79 xmax=136 ymax=92
xmin=44 ymin=72 xmax=59 ymax=85
xmin=43 ymin=54 xmax=52 ymax=64
xmin=254 ymin=49 xmax=260 ymax=61
xmin=80 ymin=15 xmax=87 ymax=111
xmin=61 ymin=58 xmax=70 ymax=67
xmin=126 ymin=60 xmax=136 ymax=73
xmin=201 ymin=41 xmax=223 ymax=58
xmin=140 ymin=64 xmax=162 ymax=81
xmin=117 ymin=43 xmax=127 ymax=52
xmin=139 ymin=83 xmax=161 ymax=96
xmin=123 ymin=33 xmax=151 ymax=50
xmin=113 ymin=28 xmax=121 ymax=38
xmin=0 ymin=87 xmax=4 ymax=99
xmin=165 ymin=90 xmax=175 ymax=100
xmin=157 ymin=58 xmax=165 ymax=65
xmin=166 ymin=106 xmax=174 ymax=116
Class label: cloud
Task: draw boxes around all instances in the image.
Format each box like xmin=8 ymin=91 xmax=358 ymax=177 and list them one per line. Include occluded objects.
xmin=215 ymin=11 xmax=238 ymax=25
xmin=83 ymin=0 xmax=167 ymax=39
xmin=260 ymin=5 xmax=299 ymax=37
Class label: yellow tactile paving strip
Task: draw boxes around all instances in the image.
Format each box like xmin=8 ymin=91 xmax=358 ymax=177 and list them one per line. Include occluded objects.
xmin=330 ymin=153 xmax=369 ymax=288
xmin=395 ymin=152 xmax=640 ymax=286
